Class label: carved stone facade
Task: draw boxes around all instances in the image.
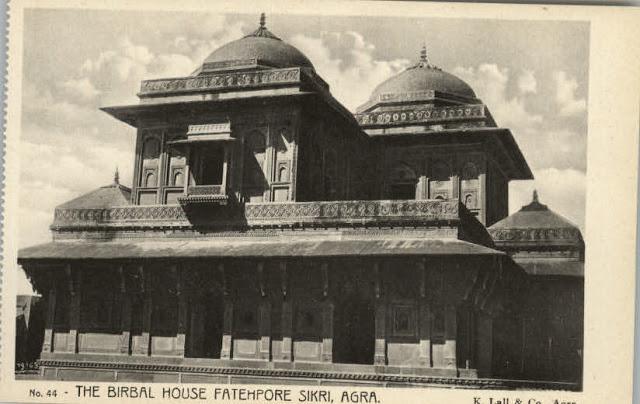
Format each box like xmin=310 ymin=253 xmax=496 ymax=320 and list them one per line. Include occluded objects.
xmin=18 ymin=15 xmax=582 ymax=389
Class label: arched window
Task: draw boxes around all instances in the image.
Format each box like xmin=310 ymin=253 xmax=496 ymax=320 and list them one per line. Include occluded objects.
xmin=173 ymin=171 xmax=184 ymax=187
xmin=464 ymin=194 xmax=475 ymax=208
xmin=387 ymin=162 xmax=417 ymax=200
xmin=278 ymin=166 xmax=288 ymax=182
xmin=168 ymin=148 xmax=186 ymax=187
xmin=462 ymin=162 xmax=478 ymax=180
xmin=431 ymin=161 xmax=450 ymax=181
xmin=141 ymin=137 xmax=160 ymax=187
xmin=145 ymin=172 xmax=157 ymax=187
xmin=242 ymin=130 xmax=268 ymax=201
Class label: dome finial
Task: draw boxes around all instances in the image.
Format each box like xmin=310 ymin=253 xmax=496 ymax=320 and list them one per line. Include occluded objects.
xmin=114 ymin=166 xmax=120 ymax=185
xmin=533 ymin=189 xmax=539 ymax=203
xmin=420 ymin=43 xmax=428 ymax=62
xmin=260 ymin=12 xmax=266 ymax=28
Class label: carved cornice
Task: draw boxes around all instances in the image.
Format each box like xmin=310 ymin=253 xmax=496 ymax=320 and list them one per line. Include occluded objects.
xmin=37 ymin=359 xmax=579 ymax=390
xmin=355 ymin=104 xmax=485 ymax=127
xmin=139 ymin=68 xmax=304 ymax=97
xmin=489 ymin=227 xmax=583 ymax=245
xmin=51 ymin=200 xmax=460 ymax=234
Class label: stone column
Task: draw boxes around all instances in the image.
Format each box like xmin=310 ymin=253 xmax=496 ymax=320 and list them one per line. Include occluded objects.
xmin=118 ymin=265 xmax=132 ymax=355
xmin=42 ymin=276 xmax=57 ymax=354
xmin=321 ymin=262 xmax=333 ymax=363
xmin=257 ymin=261 xmax=271 ymax=360
xmin=134 ymin=265 xmax=152 ymax=356
xmin=222 ymin=143 xmax=230 ymax=194
xmin=258 ymin=300 xmax=271 ymax=360
xmin=66 ymin=264 xmax=81 ymax=353
xmin=416 ymin=175 xmax=429 ymax=199
xmin=417 ymin=258 xmax=431 ymax=367
xmin=479 ymin=172 xmax=487 ymax=225
xmin=444 ymin=304 xmax=457 ymax=369
xmin=373 ymin=262 xmax=387 ymax=366
xmin=183 ymin=145 xmax=191 ymax=194
xmin=279 ymin=261 xmax=293 ymax=361
xmin=476 ymin=312 xmax=493 ymax=377
xmin=219 ymin=263 xmax=233 ymax=359
xmin=452 ymin=175 xmax=460 ymax=200
xmin=175 ymin=264 xmax=187 ymax=357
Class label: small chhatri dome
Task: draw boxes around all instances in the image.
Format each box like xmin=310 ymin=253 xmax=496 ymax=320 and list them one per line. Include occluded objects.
xmin=368 ymin=45 xmax=476 ymax=101
xmin=489 ymin=191 xmax=583 ymax=247
xmin=199 ymin=13 xmax=314 ymax=73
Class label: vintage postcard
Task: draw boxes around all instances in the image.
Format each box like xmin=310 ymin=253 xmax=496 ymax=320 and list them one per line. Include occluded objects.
xmin=1 ymin=1 xmax=638 ymax=403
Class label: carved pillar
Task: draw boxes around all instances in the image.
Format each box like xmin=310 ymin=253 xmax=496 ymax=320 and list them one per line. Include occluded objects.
xmin=183 ymin=144 xmax=191 ymax=195
xmin=452 ymin=175 xmax=460 ymax=200
xmin=444 ymin=304 xmax=457 ymax=369
xmin=476 ymin=312 xmax=493 ymax=377
xmin=418 ymin=259 xmax=431 ymax=367
xmin=222 ymin=143 xmax=230 ymax=194
xmin=118 ymin=265 xmax=132 ymax=355
xmin=279 ymin=261 xmax=293 ymax=361
xmin=175 ymin=264 xmax=187 ymax=357
xmin=219 ymin=263 xmax=233 ymax=359
xmin=479 ymin=172 xmax=487 ymax=225
xmin=134 ymin=265 xmax=152 ymax=356
xmin=373 ymin=262 xmax=387 ymax=366
xmin=320 ymin=262 xmax=333 ymax=362
xmin=66 ymin=264 xmax=81 ymax=353
xmin=257 ymin=262 xmax=271 ymax=360
xmin=416 ymin=175 xmax=429 ymax=200
xmin=42 ymin=274 xmax=57 ymax=353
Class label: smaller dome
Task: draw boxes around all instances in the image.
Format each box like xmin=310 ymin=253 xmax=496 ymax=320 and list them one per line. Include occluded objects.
xmin=201 ymin=14 xmax=314 ymax=71
xmin=369 ymin=46 xmax=476 ymax=100
xmin=488 ymin=191 xmax=583 ymax=247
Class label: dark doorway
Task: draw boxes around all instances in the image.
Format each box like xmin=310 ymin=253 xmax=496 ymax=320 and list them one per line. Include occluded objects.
xmin=333 ymin=296 xmax=375 ymax=364
xmin=194 ymin=145 xmax=224 ymax=186
xmin=186 ymin=292 xmax=223 ymax=359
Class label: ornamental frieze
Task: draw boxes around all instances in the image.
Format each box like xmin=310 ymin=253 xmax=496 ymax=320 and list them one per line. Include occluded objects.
xmin=139 ymin=68 xmax=303 ymax=96
xmin=355 ymin=104 xmax=485 ymax=126
xmin=489 ymin=227 xmax=582 ymax=243
xmin=52 ymin=200 xmax=460 ymax=232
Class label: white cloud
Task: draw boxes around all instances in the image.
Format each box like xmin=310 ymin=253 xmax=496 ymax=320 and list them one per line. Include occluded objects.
xmin=554 ymin=70 xmax=587 ymax=117
xmin=517 ymin=70 xmax=537 ymax=94
xmin=453 ymin=64 xmax=542 ymax=129
xmin=59 ymin=77 xmax=101 ymax=101
xmin=509 ymin=167 xmax=586 ymax=231
xmin=290 ymin=31 xmax=410 ymax=111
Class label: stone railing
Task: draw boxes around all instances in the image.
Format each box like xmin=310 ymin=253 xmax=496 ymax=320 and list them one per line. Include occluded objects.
xmin=139 ymin=67 xmax=304 ymax=97
xmin=354 ymin=104 xmax=485 ymax=126
xmin=186 ymin=185 xmax=224 ymax=196
xmin=51 ymin=199 xmax=460 ymax=231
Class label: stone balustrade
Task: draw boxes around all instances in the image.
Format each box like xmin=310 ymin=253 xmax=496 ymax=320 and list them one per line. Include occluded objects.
xmin=51 ymin=199 xmax=460 ymax=231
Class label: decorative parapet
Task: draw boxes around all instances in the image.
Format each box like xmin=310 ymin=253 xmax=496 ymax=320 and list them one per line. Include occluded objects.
xmin=51 ymin=199 xmax=460 ymax=231
xmin=354 ymin=104 xmax=485 ymax=127
xmin=138 ymin=67 xmax=329 ymax=97
xmin=489 ymin=227 xmax=583 ymax=246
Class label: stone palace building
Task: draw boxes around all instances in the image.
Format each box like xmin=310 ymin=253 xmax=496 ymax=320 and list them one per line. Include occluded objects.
xmin=18 ymin=15 xmax=584 ymax=389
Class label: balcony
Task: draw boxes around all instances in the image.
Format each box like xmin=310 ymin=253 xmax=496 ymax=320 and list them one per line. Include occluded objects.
xmin=177 ymin=185 xmax=228 ymax=206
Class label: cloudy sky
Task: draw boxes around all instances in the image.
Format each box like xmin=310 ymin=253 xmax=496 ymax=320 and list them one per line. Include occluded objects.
xmin=16 ymin=9 xmax=588 ymax=293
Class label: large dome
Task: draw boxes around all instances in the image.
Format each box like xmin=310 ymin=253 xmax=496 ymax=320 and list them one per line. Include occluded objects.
xmin=200 ymin=14 xmax=314 ymax=71
xmin=369 ymin=48 xmax=476 ymax=100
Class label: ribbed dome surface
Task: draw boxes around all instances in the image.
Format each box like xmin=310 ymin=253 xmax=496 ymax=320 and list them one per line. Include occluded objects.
xmin=371 ymin=66 xmax=476 ymax=100
xmin=203 ymin=36 xmax=314 ymax=70
xmin=202 ymin=14 xmax=314 ymax=71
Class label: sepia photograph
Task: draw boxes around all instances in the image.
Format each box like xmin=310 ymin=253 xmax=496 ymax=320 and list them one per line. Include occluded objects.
xmin=1 ymin=1 xmax=638 ymax=403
